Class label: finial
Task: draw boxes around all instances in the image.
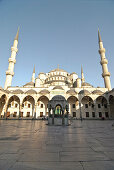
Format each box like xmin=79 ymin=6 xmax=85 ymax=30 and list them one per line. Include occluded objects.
xmin=98 ymin=28 xmax=102 ymax=42
xmin=33 ymin=65 xmax=35 ymax=73
xmin=15 ymin=27 xmax=19 ymax=41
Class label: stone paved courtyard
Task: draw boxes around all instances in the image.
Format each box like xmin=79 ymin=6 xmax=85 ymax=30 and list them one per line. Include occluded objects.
xmin=0 ymin=120 xmax=114 ymax=170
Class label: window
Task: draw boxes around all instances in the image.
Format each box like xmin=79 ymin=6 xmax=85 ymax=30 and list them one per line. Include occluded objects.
xmin=99 ymin=112 xmax=102 ymax=117
xmin=41 ymin=104 xmax=43 ymax=108
xmin=27 ymin=112 xmax=30 ymax=117
xmin=20 ymin=112 xmax=23 ymax=117
xmin=72 ymin=104 xmax=75 ymax=108
xmin=105 ymin=112 xmax=109 ymax=118
xmin=13 ymin=112 xmax=17 ymax=117
xmin=85 ymin=104 xmax=88 ymax=108
xmin=92 ymin=104 xmax=94 ymax=108
xmin=92 ymin=112 xmax=95 ymax=117
xmin=86 ymin=112 xmax=89 ymax=117
xmin=9 ymin=104 xmax=11 ymax=107
xmin=40 ymin=112 xmax=43 ymax=117
xmin=98 ymin=104 xmax=101 ymax=108
xmin=12 ymin=101 xmax=14 ymax=106
xmin=22 ymin=104 xmax=24 ymax=108
xmin=104 ymin=104 xmax=107 ymax=108
xmin=73 ymin=112 xmax=76 ymax=117
xmin=28 ymin=104 xmax=31 ymax=108
xmin=15 ymin=104 xmax=18 ymax=108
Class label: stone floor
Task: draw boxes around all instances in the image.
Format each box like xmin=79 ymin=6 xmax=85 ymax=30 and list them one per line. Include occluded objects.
xmin=0 ymin=120 xmax=114 ymax=170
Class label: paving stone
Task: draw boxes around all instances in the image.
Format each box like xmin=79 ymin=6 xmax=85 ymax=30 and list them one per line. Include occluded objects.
xmin=0 ymin=120 xmax=114 ymax=170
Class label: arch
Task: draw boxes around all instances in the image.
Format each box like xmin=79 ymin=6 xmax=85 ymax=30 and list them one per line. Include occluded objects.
xmin=67 ymin=96 xmax=79 ymax=117
xmin=109 ymin=95 xmax=114 ymax=118
xmin=81 ymin=96 xmax=93 ymax=105
xmin=37 ymin=95 xmax=49 ymax=118
xmin=96 ymin=96 xmax=107 ymax=104
xmin=0 ymin=94 xmax=7 ymax=118
xmin=22 ymin=95 xmax=35 ymax=118
xmin=25 ymin=89 xmax=37 ymax=94
xmin=7 ymin=95 xmax=20 ymax=118
xmin=48 ymin=95 xmax=69 ymax=112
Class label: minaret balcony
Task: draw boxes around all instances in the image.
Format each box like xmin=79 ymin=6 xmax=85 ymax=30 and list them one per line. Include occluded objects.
xmin=11 ymin=47 xmax=18 ymax=53
xmin=100 ymin=59 xmax=108 ymax=65
xmin=102 ymin=72 xmax=110 ymax=78
xmin=98 ymin=48 xmax=105 ymax=54
xmin=6 ymin=70 xmax=14 ymax=76
xmin=8 ymin=58 xmax=16 ymax=64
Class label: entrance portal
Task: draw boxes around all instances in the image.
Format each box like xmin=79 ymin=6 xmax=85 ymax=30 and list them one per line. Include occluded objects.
xmin=48 ymin=95 xmax=69 ymax=125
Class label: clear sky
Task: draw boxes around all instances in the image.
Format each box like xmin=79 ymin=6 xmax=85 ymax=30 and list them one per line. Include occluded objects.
xmin=0 ymin=0 xmax=114 ymax=88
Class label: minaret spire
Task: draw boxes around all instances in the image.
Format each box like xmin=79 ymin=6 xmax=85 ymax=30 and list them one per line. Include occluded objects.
xmin=98 ymin=29 xmax=111 ymax=91
xmin=4 ymin=28 xmax=19 ymax=89
xmin=32 ymin=65 xmax=35 ymax=83
xmin=15 ymin=27 xmax=19 ymax=41
xmin=98 ymin=28 xmax=102 ymax=43
xmin=81 ymin=65 xmax=85 ymax=84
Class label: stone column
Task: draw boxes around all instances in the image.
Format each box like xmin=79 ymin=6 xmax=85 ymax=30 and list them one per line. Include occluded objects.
xmin=79 ymin=102 xmax=82 ymax=120
xmin=19 ymin=104 xmax=22 ymax=118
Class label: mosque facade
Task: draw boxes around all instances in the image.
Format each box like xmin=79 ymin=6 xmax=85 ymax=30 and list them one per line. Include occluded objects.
xmin=0 ymin=29 xmax=114 ymax=120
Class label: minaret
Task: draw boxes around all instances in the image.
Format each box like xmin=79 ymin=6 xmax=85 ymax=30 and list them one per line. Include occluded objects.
xmin=98 ymin=29 xmax=111 ymax=91
xmin=4 ymin=28 xmax=19 ymax=90
xmin=31 ymin=65 xmax=35 ymax=83
xmin=81 ymin=65 xmax=85 ymax=83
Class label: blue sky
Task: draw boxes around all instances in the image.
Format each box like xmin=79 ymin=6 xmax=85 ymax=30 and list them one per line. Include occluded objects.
xmin=0 ymin=0 xmax=114 ymax=88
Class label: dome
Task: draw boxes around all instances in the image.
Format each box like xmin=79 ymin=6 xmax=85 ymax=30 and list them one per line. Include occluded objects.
xmin=82 ymin=82 xmax=93 ymax=87
xmin=51 ymin=95 xmax=66 ymax=101
xmin=24 ymin=82 xmax=34 ymax=87
xmin=53 ymin=86 xmax=64 ymax=90
xmin=39 ymin=89 xmax=50 ymax=94
xmin=66 ymin=89 xmax=77 ymax=95
xmin=12 ymin=89 xmax=24 ymax=94
xmin=92 ymin=90 xmax=103 ymax=95
xmin=25 ymin=89 xmax=37 ymax=94
xmin=50 ymin=68 xmax=67 ymax=73
xmin=79 ymin=90 xmax=91 ymax=95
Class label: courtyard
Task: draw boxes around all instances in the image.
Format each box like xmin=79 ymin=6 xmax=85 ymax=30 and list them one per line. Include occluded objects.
xmin=0 ymin=120 xmax=114 ymax=170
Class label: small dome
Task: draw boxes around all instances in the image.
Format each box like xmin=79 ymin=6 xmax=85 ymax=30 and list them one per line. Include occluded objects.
xmin=24 ymin=82 xmax=34 ymax=87
xmin=82 ymin=82 xmax=93 ymax=87
xmin=53 ymin=86 xmax=64 ymax=90
xmin=92 ymin=90 xmax=103 ymax=95
xmin=25 ymin=89 xmax=37 ymax=94
xmin=12 ymin=89 xmax=24 ymax=94
xmin=79 ymin=90 xmax=91 ymax=95
xmin=66 ymin=89 xmax=77 ymax=95
xmin=39 ymin=89 xmax=50 ymax=94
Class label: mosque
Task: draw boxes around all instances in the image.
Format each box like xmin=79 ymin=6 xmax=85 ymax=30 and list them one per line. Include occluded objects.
xmin=0 ymin=29 xmax=114 ymax=120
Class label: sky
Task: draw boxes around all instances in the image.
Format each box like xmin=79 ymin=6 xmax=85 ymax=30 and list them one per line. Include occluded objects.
xmin=0 ymin=0 xmax=114 ymax=88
